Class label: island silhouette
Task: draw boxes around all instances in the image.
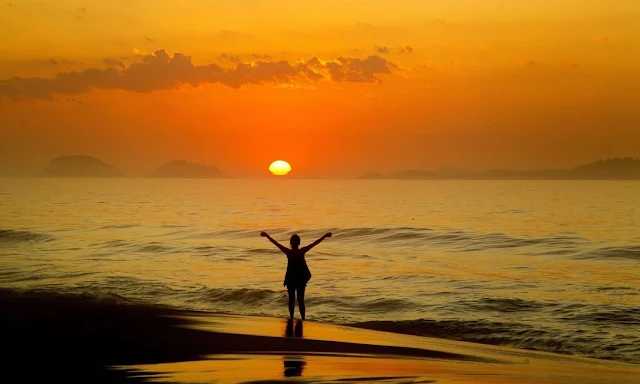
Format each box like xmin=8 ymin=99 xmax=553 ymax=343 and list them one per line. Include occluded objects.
xmin=359 ymin=158 xmax=640 ymax=180
xmin=151 ymin=160 xmax=228 ymax=178
xmin=41 ymin=155 xmax=124 ymax=177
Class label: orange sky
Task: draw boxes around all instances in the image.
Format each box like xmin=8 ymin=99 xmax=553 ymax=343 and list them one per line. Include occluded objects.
xmin=1 ymin=0 xmax=639 ymax=177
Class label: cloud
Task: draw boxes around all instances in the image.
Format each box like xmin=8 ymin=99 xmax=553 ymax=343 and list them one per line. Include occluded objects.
xmin=35 ymin=58 xmax=61 ymax=66
xmin=217 ymin=30 xmax=250 ymax=39
xmin=31 ymin=58 xmax=77 ymax=66
xmin=374 ymin=45 xmax=390 ymax=54
xmin=219 ymin=53 xmax=242 ymax=64
xmin=374 ymin=45 xmax=415 ymax=54
xmin=400 ymin=45 xmax=414 ymax=54
xmin=102 ymin=57 xmax=128 ymax=67
xmin=0 ymin=50 xmax=398 ymax=100
xmin=274 ymin=83 xmax=316 ymax=90
xmin=251 ymin=53 xmax=272 ymax=60
xmin=221 ymin=53 xmax=271 ymax=64
xmin=523 ymin=59 xmax=539 ymax=67
xmin=313 ymin=55 xmax=397 ymax=83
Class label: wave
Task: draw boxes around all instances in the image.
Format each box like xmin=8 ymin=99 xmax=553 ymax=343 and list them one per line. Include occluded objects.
xmin=81 ymin=224 xmax=605 ymax=261
xmin=99 ymin=224 xmax=140 ymax=230
xmin=560 ymin=307 xmax=640 ymax=326
xmin=456 ymin=297 xmax=551 ymax=313
xmin=88 ymin=239 xmax=178 ymax=254
xmin=197 ymin=287 xmax=286 ymax=305
xmin=135 ymin=243 xmax=175 ymax=253
xmin=0 ymin=287 xmax=133 ymax=305
xmin=184 ymin=288 xmax=411 ymax=315
xmin=311 ymin=296 xmax=418 ymax=314
xmin=184 ymin=226 xmax=588 ymax=255
xmin=575 ymin=245 xmax=640 ymax=261
xmin=88 ymin=225 xmax=597 ymax=260
xmin=0 ymin=229 xmax=53 ymax=244
xmin=349 ymin=318 xmax=640 ymax=364
xmin=329 ymin=227 xmax=586 ymax=249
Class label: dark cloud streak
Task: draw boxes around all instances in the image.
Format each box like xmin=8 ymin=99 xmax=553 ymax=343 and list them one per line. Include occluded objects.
xmin=0 ymin=50 xmax=398 ymax=100
xmin=374 ymin=45 xmax=390 ymax=54
xmin=401 ymin=45 xmax=414 ymax=54
xmin=31 ymin=58 xmax=77 ymax=66
xmin=374 ymin=45 xmax=414 ymax=54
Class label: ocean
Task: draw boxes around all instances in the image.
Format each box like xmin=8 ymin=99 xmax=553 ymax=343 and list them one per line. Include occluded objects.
xmin=1 ymin=178 xmax=638 ymax=364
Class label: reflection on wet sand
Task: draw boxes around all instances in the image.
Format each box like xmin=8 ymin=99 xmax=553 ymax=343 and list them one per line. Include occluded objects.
xmin=284 ymin=318 xmax=304 ymax=338
xmin=283 ymin=319 xmax=307 ymax=377
xmin=283 ymin=356 xmax=307 ymax=377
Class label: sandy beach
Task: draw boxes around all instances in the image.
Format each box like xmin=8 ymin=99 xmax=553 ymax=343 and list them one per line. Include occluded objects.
xmin=2 ymin=290 xmax=637 ymax=383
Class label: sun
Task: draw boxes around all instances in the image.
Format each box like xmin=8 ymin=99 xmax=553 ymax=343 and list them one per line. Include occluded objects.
xmin=269 ymin=160 xmax=292 ymax=176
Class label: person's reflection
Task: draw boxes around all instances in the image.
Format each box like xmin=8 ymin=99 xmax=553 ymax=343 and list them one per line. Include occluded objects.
xmin=285 ymin=318 xmax=294 ymax=337
xmin=295 ymin=319 xmax=303 ymax=337
xmin=284 ymin=318 xmax=304 ymax=338
xmin=283 ymin=319 xmax=306 ymax=377
xmin=283 ymin=356 xmax=306 ymax=377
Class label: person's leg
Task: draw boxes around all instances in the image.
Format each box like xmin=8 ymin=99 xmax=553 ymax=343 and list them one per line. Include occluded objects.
xmin=296 ymin=286 xmax=306 ymax=320
xmin=287 ymin=286 xmax=296 ymax=319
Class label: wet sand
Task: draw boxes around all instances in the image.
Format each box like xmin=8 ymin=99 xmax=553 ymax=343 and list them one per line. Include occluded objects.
xmin=2 ymin=291 xmax=637 ymax=383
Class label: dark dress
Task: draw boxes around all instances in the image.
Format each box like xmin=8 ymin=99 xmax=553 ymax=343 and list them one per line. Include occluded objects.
xmin=283 ymin=249 xmax=312 ymax=288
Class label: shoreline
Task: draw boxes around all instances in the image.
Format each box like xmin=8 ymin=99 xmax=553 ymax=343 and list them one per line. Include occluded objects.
xmin=2 ymin=290 xmax=638 ymax=383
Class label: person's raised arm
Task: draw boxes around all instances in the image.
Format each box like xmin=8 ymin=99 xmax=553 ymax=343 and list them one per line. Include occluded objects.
xmin=260 ymin=232 xmax=289 ymax=254
xmin=302 ymin=232 xmax=332 ymax=252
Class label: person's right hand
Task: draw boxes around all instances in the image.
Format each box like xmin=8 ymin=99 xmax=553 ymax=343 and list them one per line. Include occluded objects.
xmin=325 ymin=232 xmax=332 ymax=238
xmin=260 ymin=232 xmax=268 ymax=237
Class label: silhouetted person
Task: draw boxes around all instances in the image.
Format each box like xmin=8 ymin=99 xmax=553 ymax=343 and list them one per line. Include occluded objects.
xmin=261 ymin=232 xmax=332 ymax=320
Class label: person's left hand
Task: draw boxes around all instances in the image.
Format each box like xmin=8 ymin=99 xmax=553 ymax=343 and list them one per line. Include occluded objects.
xmin=325 ymin=232 xmax=332 ymax=238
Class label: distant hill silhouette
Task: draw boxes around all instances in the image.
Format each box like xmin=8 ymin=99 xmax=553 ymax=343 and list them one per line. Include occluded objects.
xmin=151 ymin=160 xmax=227 ymax=178
xmin=41 ymin=155 xmax=124 ymax=177
xmin=358 ymin=158 xmax=640 ymax=180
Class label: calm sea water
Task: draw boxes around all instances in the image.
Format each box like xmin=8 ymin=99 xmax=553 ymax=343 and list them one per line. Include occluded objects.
xmin=1 ymin=178 xmax=639 ymax=363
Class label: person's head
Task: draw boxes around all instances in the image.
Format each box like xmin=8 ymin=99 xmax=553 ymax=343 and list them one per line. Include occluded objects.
xmin=290 ymin=234 xmax=300 ymax=248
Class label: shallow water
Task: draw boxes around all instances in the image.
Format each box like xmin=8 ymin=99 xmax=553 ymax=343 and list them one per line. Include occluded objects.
xmin=1 ymin=178 xmax=638 ymax=363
